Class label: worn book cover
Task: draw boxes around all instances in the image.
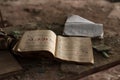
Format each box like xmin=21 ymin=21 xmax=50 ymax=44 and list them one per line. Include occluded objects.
xmin=13 ymin=30 xmax=94 ymax=64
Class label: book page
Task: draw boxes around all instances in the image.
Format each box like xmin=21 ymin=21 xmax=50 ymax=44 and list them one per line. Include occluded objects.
xmin=17 ymin=30 xmax=57 ymax=55
xmin=55 ymin=36 xmax=94 ymax=63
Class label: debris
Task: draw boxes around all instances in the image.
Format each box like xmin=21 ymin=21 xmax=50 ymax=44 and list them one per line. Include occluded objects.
xmin=23 ymin=23 xmax=38 ymax=30
xmin=0 ymin=10 xmax=5 ymax=28
xmin=0 ymin=30 xmax=8 ymax=50
xmin=0 ymin=35 xmax=15 ymax=50
xmin=108 ymin=0 xmax=120 ymax=2
xmin=23 ymin=8 xmax=41 ymax=15
xmin=7 ymin=36 xmax=17 ymax=50
xmin=93 ymin=44 xmax=111 ymax=58
xmin=9 ymin=31 xmax=22 ymax=39
xmin=0 ymin=10 xmax=12 ymax=28
xmin=108 ymin=5 xmax=120 ymax=19
xmin=0 ymin=30 xmax=6 ymax=36
xmin=0 ymin=37 xmax=8 ymax=50
xmin=63 ymin=15 xmax=104 ymax=38
xmin=0 ymin=30 xmax=17 ymax=50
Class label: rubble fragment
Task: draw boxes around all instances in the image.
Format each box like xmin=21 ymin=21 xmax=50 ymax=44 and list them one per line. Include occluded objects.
xmin=93 ymin=44 xmax=111 ymax=58
xmin=63 ymin=15 xmax=104 ymax=38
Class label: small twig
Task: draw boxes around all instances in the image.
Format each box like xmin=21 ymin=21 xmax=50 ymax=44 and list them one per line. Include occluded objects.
xmin=0 ymin=10 xmax=5 ymax=28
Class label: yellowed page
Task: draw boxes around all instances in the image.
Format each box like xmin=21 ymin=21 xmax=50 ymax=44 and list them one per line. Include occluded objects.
xmin=55 ymin=36 xmax=94 ymax=64
xmin=17 ymin=30 xmax=56 ymax=55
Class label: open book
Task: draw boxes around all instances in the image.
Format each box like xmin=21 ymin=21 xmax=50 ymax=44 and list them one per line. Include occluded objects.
xmin=13 ymin=30 xmax=94 ymax=64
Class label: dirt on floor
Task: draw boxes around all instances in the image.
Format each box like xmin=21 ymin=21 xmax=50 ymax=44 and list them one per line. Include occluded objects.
xmin=0 ymin=0 xmax=120 ymax=80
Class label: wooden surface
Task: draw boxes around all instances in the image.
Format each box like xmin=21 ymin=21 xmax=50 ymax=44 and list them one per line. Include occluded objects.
xmin=0 ymin=0 xmax=120 ymax=79
xmin=61 ymin=50 xmax=120 ymax=80
xmin=0 ymin=51 xmax=22 ymax=78
xmin=61 ymin=36 xmax=120 ymax=80
xmin=1 ymin=26 xmax=120 ymax=80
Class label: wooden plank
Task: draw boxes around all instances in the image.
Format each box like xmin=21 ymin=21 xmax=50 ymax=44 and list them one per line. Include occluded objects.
xmin=0 ymin=51 xmax=22 ymax=78
xmin=2 ymin=26 xmax=120 ymax=80
xmin=61 ymin=47 xmax=120 ymax=80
